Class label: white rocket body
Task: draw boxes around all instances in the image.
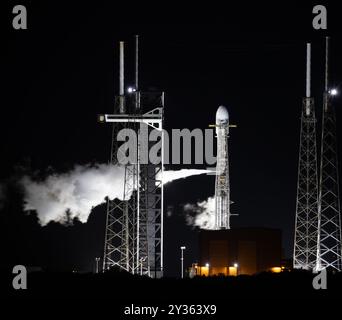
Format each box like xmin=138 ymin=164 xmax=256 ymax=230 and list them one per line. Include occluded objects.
xmin=215 ymin=106 xmax=231 ymax=229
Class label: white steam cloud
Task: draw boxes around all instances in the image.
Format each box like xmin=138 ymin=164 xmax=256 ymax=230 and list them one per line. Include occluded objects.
xmin=21 ymin=164 xmax=126 ymax=226
xmin=21 ymin=164 xmax=210 ymax=226
xmin=184 ymin=196 xmax=216 ymax=230
xmin=161 ymin=169 xmax=211 ymax=185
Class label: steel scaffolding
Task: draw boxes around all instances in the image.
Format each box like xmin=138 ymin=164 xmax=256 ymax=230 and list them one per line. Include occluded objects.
xmin=293 ymin=43 xmax=319 ymax=270
xmin=101 ymin=38 xmax=164 ymax=277
xmin=316 ymin=37 xmax=342 ymax=271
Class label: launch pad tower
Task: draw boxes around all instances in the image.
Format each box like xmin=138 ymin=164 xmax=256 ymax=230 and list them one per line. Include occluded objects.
xmin=316 ymin=37 xmax=342 ymax=271
xmin=293 ymin=43 xmax=319 ymax=270
xmin=294 ymin=38 xmax=342 ymax=271
xmin=99 ymin=37 xmax=164 ymax=277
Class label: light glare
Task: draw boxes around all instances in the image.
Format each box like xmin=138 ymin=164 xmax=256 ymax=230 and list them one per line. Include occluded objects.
xmin=330 ymin=88 xmax=338 ymax=96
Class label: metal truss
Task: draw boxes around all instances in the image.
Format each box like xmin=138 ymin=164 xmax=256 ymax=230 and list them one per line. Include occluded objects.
xmin=293 ymin=97 xmax=319 ymax=270
xmin=316 ymin=92 xmax=342 ymax=271
xmin=103 ymin=96 xmax=139 ymax=272
xmin=102 ymin=94 xmax=164 ymax=277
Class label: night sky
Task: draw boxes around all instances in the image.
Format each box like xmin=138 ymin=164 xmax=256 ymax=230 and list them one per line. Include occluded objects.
xmin=1 ymin=2 xmax=342 ymax=277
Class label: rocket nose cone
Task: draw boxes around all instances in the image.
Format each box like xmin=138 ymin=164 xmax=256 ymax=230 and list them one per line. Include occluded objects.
xmin=216 ymin=105 xmax=229 ymax=124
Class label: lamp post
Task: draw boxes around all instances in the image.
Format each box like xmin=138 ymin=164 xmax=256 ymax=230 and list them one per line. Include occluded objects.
xmin=180 ymin=246 xmax=186 ymax=279
xmin=206 ymin=262 xmax=210 ymax=276
xmin=95 ymin=257 xmax=100 ymax=274
xmin=140 ymin=256 xmax=147 ymax=276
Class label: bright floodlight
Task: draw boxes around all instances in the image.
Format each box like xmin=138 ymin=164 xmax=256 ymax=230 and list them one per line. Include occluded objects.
xmin=205 ymin=263 xmax=210 ymax=267
xmin=330 ymin=88 xmax=338 ymax=96
xmin=234 ymin=263 xmax=238 ymax=268
xmin=127 ymin=87 xmax=135 ymax=93
xmin=180 ymin=246 xmax=186 ymax=250
xmin=98 ymin=114 xmax=105 ymax=123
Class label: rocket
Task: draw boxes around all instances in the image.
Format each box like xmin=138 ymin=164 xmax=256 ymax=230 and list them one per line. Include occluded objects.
xmin=214 ymin=106 xmax=231 ymax=229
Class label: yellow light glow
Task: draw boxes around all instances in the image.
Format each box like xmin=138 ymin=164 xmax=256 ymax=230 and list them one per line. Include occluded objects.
xmin=229 ymin=266 xmax=237 ymax=276
xmin=271 ymin=267 xmax=282 ymax=273
xmin=200 ymin=266 xmax=210 ymax=276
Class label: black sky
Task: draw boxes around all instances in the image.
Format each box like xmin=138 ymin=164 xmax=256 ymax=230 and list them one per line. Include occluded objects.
xmin=1 ymin=2 xmax=342 ymax=277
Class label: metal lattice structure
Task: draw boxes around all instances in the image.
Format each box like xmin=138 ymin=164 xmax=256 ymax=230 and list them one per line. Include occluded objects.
xmin=101 ymin=38 xmax=164 ymax=277
xmin=139 ymin=122 xmax=164 ymax=277
xmin=103 ymin=94 xmax=139 ymax=273
xmin=293 ymin=97 xmax=319 ymax=269
xmin=293 ymin=43 xmax=319 ymax=270
xmin=103 ymin=104 xmax=164 ymax=276
xmin=316 ymin=37 xmax=342 ymax=271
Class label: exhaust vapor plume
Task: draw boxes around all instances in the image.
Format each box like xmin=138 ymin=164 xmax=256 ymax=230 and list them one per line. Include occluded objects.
xmin=184 ymin=196 xmax=216 ymax=230
xmin=161 ymin=169 xmax=211 ymax=185
xmin=21 ymin=164 xmax=210 ymax=226
xmin=21 ymin=164 xmax=126 ymax=226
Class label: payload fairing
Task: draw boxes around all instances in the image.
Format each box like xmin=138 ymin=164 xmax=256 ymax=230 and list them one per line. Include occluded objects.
xmin=215 ymin=106 xmax=231 ymax=229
